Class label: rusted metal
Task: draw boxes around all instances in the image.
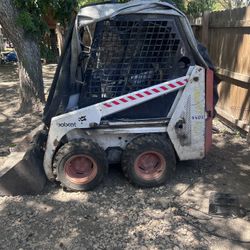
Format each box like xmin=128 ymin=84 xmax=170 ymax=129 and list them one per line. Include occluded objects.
xmin=205 ymin=69 xmax=214 ymax=154
xmin=64 ymin=155 xmax=98 ymax=185
xmin=134 ymin=151 xmax=166 ymax=181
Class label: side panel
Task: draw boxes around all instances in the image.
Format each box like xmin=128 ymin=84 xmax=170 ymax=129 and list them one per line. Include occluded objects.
xmin=167 ymin=66 xmax=206 ymax=160
xmin=205 ymin=69 xmax=214 ymax=155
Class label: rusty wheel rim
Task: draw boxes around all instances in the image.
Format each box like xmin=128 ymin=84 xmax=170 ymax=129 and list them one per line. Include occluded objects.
xmin=134 ymin=151 xmax=166 ymax=181
xmin=64 ymin=155 xmax=98 ymax=185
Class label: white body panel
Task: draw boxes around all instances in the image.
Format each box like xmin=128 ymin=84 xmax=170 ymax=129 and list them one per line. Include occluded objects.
xmin=44 ymin=66 xmax=206 ymax=180
xmin=167 ymin=66 xmax=206 ymax=160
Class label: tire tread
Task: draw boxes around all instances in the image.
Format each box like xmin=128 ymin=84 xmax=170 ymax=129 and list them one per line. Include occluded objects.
xmin=121 ymin=134 xmax=176 ymax=188
xmin=53 ymin=139 xmax=108 ymax=191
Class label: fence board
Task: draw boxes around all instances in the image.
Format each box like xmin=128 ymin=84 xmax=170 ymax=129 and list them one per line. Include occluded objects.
xmin=190 ymin=7 xmax=250 ymax=137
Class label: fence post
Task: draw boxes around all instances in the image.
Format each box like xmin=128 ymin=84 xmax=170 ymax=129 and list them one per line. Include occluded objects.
xmin=201 ymin=11 xmax=210 ymax=47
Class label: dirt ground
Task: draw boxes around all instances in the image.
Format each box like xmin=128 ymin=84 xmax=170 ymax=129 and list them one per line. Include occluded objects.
xmin=0 ymin=65 xmax=250 ymax=250
xmin=0 ymin=64 xmax=55 ymax=157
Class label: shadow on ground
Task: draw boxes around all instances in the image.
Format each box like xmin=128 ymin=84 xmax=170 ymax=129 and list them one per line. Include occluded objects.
xmin=0 ymin=127 xmax=249 ymax=249
xmin=0 ymin=65 xmax=249 ymax=249
xmin=0 ymin=64 xmax=56 ymax=154
xmin=0 ymin=65 xmax=18 ymax=83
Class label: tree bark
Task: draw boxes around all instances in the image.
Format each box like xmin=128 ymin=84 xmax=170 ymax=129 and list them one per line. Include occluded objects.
xmin=56 ymin=24 xmax=65 ymax=56
xmin=0 ymin=0 xmax=45 ymax=112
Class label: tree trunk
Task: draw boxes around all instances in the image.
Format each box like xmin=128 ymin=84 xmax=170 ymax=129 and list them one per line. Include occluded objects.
xmin=56 ymin=24 xmax=65 ymax=56
xmin=0 ymin=0 xmax=45 ymax=112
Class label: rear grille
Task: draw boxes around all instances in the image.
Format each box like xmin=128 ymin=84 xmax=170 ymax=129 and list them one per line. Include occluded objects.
xmin=83 ymin=16 xmax=190 ymax=99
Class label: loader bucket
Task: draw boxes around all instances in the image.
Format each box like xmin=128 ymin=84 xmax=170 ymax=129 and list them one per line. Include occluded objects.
xmin=0 ymin=128 xmax=47 ymax=196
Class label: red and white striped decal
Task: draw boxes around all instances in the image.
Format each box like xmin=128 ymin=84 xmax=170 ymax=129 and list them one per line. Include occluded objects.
xmin=103 ymin=78 xmax=188 ymax=109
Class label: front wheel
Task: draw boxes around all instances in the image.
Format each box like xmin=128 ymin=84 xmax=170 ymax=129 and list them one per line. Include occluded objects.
xmin=121 ymin=134 xmax=176 ymax=188
xmin=53 ymin=139 xmax=108 ymax=191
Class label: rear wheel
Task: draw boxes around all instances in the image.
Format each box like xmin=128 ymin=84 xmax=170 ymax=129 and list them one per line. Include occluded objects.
xmin=53 ymin=139 xmax=108 ymax=191
xmin=121 ymin=134 xmax=176 ymax=188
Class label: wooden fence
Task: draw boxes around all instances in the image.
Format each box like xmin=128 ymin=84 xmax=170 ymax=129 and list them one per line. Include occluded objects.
xmin=190 ymin=7 xmax=250 ymax=140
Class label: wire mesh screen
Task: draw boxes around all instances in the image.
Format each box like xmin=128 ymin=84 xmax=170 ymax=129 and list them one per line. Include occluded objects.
xmin=83 ymin=15 xmax=192 ymax=100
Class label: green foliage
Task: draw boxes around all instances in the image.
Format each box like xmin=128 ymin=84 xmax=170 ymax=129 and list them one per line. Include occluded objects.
xmin=187 ymin=0 xmax=216 ymax=17
xmin=49 ymin=0 xmax=78 ymax=25
xmin=14 ymin=0 xmax=77 ymax=37
xmin=17 ymin=11 xmax=39 ymax=34
xmin=171 ymin=0 xmax=185 ymax=11
xmin=78 ymin=0 xmax=185 ymax=11
xmin=186 ymin=0 xmax=250 ymax=17
xmin=14 ymin=1 xmax=44 ymax=36
xmin=13 ymin=0 xmax=78 ymax=61
xmin=14 ymin=0 xmax=186 ymax=38
xmin=40 ymin=42 xmax=58 ymax=63
xmin=13 ymin=0 xmax=187 ymax=52
xmin=78 ymin=0 xmax=129 ymax=7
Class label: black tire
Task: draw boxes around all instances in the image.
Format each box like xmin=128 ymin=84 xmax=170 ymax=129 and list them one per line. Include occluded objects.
xmin=53 ymin=139 xmax=108 ymax=191
xmin=121 ymin=134 xmax=176 ymax=188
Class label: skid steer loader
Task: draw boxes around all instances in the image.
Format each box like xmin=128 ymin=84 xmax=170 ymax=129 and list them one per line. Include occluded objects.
xmin=0 ymin=0 xmax=216 ymax=195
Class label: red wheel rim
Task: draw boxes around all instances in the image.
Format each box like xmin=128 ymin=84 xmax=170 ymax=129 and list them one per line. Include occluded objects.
xmin=134 ymin=151 xmax=166 ymax=181
xmin=64 ymin=155 xmax=98 ymax=185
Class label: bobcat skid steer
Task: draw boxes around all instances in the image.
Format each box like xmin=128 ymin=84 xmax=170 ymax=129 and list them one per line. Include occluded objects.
xmin=0 ymin=0 xmax=215 ymax=195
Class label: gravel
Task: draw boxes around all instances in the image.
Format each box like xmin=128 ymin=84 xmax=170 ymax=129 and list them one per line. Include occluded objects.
xmin=0 ymin=169 xmax=210 ymax=249
xmin=0 ymin=65 xmax=249 ymax=250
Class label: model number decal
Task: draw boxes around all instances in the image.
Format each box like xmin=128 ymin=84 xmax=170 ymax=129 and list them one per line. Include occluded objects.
xmin=58 ymin=122 xmax=77 ymax=127
xmin=192 ymin=115 xmax=204 ymax=120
